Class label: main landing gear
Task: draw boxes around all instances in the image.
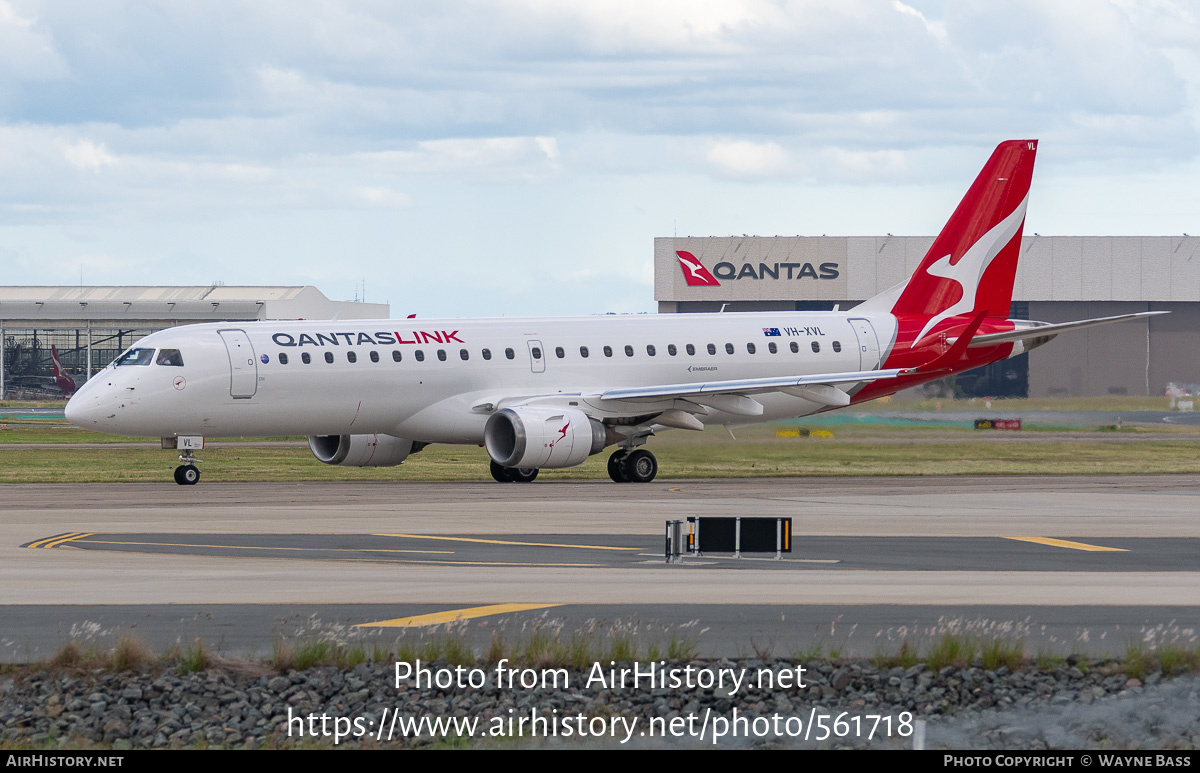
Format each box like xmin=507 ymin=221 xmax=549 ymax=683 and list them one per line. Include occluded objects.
xmin=490 ymin=459 xmax=539 ymax=483
xmin=607 ymin=448 xmax=657 ymax=483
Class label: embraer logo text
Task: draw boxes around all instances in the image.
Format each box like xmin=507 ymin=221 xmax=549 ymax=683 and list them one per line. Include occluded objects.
xmin=271 ymin=330 xmax=463 ymax=347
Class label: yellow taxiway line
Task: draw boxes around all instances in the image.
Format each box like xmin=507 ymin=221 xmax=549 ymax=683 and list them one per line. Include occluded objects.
xmin=354 ymin=603 xmax=563 ymax=628
xmin=373 ymin=533 xmax=638 ymax=551
xmin=1004 ymin=536 xmax=1128 ymax=552
xmin=25 ymin=533 xmax=94 ymax=549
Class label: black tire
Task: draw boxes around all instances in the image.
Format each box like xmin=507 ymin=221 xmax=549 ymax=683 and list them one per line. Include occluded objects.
xmin=489 ymin=460 xmax=514 ymax=482
xmin=607 ymin=451 xmax=628 ymax=482
xmin=173 ymin=466 xmax=187 ymax=485
xmin=623 ymin=449 xmax=657 ymax=483
xmin=181 ymin=466 xmax=200 ymax=485
xmin=510 ymin=467 xmax=539 ymax=483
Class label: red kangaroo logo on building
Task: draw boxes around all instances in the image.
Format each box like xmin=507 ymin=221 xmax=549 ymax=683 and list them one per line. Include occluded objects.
xmin=676 ymin=251 xmax=721 ymax=286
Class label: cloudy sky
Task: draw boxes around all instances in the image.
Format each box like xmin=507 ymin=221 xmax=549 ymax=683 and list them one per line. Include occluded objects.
xmin=1 ymin=0 xmax=1197 ymax=316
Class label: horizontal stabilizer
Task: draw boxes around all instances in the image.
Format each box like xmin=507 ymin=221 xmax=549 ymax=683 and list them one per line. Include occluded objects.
xmin=951 ymin=312 xmax=1168 ymax=348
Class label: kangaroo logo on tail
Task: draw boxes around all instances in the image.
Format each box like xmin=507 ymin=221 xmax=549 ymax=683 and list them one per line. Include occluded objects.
xmin=913 ymin=194 xmax=1029 ymax=345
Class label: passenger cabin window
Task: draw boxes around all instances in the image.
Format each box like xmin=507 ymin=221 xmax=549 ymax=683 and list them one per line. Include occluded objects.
xmin=768 ymin=342 xmax=777 ymax=354
xmin=746 ymin=343 xmax=756 ymax=354
xmin=437 ymin=349 xmax=447 ymax=361
xmin=301 ymin=352 xmax=311 ymax=364
xmin=833 ymin=341 xmax=842 ymax=353
xmin=415 ymin=350 xmax=425 ymax=362
xmin=724 ymin=343 xmax=734 ymax=355
xmin=579 ymin=346 xmax=589 ymax=358
xmin=156 ymin=349 xmax=184 ymax=366
xmin=624 ymin=345 xmax=634 ymax=357
xmin=482 ymin=348 xmax=492 ymax=360
xmin=604 ymin=346 xmax=613 ymax=358
xmin=505 ymin=348 xmax=515 ymax=360
xmin=392 ymin=350 xmax=402 ymax=362
xmin=369 ymin=351 xmax=379 ymax=363
xmin=324 ymin=352 xmax=334 ymax=364
xmin=115 ymin=348 xmax=154 ymax=367
xmin=279 ymin=353 xmax=289 ymax=365
xmin=811 ymin=342 xmax=820 ymax=353
xmin=530 ymin=347 xmax=542 ymax=360
xmin=555 ymin=347 xmax=565 ymax=359
xmin=790 ymin=342 xmax=799 ymax=353
xmin=460 ymin=349 xmax=469 ymax=361
xmin=646 ymin=345 xmax=656 ymax=356
xmin=707 ymin=343 xmax=716 ymax=355
xmin=668 ymin=344 xmax=677 ymax=356
xmin=686 ymin=344 xmax=696 ymax=356
xmin=347 ymin=351 xmax=357 ymax=363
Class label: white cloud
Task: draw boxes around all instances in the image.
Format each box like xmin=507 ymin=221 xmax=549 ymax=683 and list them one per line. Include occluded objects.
xmin=0 ymin=0 xmax=69 ymax=83
xmin=706 ymin=140 xmax=790 ymax=178
xmin=63 ymin=140 xmax=117 ymax=172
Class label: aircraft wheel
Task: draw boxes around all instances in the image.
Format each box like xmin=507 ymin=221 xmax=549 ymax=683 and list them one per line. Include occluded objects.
xmin=511 ymin=467 xmax=539 ymax=483
xmin=489 ymin=460 xmax=514 ymax=482
xmin=175 ymin=465 xmax=200 ymax=485
xmin=623 ymin=449 xmax=657 ymax=483
xmin=607 ymin=451 xmax=629 ymax=482
xmin=173 ymin=466 xmax=186 ymax=485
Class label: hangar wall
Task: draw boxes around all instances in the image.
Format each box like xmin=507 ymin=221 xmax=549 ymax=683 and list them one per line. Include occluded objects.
xmin=656 ymin=236 xmax=1200 ymax=397
xmin=0 ymin=285 xmax=389 ymax=399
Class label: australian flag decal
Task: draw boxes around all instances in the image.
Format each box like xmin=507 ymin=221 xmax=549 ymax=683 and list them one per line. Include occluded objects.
xmin=762 ymin=327 xmax=781 ymax=336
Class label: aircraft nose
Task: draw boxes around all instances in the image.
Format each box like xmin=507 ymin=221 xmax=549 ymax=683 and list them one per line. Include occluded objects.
xmin=64 ymin=386 xmax=111 ymax=427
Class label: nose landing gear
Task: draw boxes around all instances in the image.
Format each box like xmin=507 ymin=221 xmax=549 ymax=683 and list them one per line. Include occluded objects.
xmin=173 ymin=448 xmax=201 ymax=486
xmin=163 ymin=435 xmax=204 ymax=485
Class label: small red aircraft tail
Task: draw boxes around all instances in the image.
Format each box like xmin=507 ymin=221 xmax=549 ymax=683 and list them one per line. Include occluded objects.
xmin=51 ymin=345 xmax=77 ymax=395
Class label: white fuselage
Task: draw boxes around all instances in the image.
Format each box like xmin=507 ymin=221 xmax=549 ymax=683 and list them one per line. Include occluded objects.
xmin=65 ymin=311 xmax=899 ymax=441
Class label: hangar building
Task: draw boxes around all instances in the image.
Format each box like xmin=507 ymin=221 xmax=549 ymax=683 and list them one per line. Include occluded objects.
xmin=655 ymin=235 xmax=1200 ymax=398
xmin=0 ymin=285 xmax=388 ymax=399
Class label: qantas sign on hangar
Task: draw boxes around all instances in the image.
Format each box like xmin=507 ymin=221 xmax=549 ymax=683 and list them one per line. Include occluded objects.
xmin=653 ymin=235 xmax=1200 ymax=398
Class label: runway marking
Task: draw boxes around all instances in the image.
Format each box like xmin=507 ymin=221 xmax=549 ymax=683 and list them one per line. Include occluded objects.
xmin=354 ymin=603 xmax=563 ymax=628
xmin=66 ymin=538 xmax=454 ymax=556
xmin=1004 ymin=537 xmax=1128 ymax=552
xmin=373 ymin=533 xmax=639 ymax=551
xmin=24 ymin=533 xmax=94 ymax=549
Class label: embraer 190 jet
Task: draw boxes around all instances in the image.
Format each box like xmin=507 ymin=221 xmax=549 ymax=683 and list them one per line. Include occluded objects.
xmin=65 ymin=140 xmax=1161 ymax=485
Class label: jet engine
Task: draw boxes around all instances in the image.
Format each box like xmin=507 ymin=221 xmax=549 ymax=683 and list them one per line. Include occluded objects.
xmin=307 ymin=433 xmax=415 ymax=467
xmin=484 ymin=407 xmax=608 ymax=469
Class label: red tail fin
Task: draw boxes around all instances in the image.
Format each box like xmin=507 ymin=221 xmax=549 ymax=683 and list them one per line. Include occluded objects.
xmin=51 ymin=345 xmax=76 ymax=394
xmin=891 ymin=140 xmax=1037 ymax=344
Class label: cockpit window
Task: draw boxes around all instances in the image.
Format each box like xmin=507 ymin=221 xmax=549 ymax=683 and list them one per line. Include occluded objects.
xmin=156 ymin=349 xmax=184 ymax=366
xmin=114 ymin=348 xmax=155 ymax=367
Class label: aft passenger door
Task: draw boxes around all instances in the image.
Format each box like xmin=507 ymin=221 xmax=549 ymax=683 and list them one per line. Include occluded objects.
xmin=849 ymin=318 xmax=881 ymax=371
xmin=218 ymin=328 xmax=258 ymax=399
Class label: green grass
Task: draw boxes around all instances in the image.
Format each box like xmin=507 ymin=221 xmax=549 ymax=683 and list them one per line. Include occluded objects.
xmin=3 ymin=423 xmax=1200 ymax=482
xmin=1 ymin=393 xmax=1198 ymax=482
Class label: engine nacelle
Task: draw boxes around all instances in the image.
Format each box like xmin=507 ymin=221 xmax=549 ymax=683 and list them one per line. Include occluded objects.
xmin=485 ymin=407 xmax=607 ymax=469
xmin=307 ymin=433 xmax=415 ymax=467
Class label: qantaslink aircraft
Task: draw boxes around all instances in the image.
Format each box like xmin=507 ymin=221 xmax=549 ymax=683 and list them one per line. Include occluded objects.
xmin=65 ymin=140 xmax=1160 ymax=485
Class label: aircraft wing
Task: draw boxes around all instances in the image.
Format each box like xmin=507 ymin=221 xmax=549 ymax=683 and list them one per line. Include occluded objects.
xmin=951 ymin=311 xmax=1167 ymax=348
xmin=598 ymin=367 xmax=907 ymax=403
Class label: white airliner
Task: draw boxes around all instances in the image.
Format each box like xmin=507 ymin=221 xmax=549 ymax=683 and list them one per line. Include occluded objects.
xmin=65 ymin=140 xmax=1161 ymax=484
